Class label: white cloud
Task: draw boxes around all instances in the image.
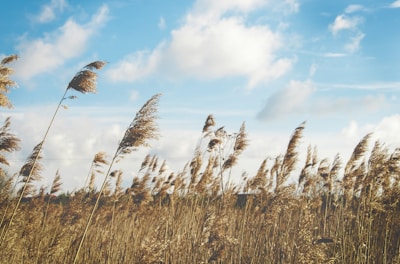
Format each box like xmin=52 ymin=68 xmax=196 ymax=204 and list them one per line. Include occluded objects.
xmin=341 ymin=115 xmax=400 ymax=154
xmin=329 ymin=15 xmax=362 ymax=35
xmin=344 ymin=32 xmax=365 ymax=53
xmin=374 ymin=115 xmax=400 ymax=146
xmin=257 ymin=80 xmax=315 ymax=121
xmin=34 ymin=0 xmax=68 ymax=23
xmin=14 ymin=5 xmax=109 ymax=81
xmin=258 ymin=80 xmax=388 ymax=122
xmin=389 ymin=0 xmax=400 ymax=8
xmin=341 ymin=120 xmax=360 ymax=140
xmin=329 ymin=11 xmax=365 ymax=54
xmin=106 ymin=48 xmax=161 ymax=82
xmin=344 ymin=5 xmax=365 ymax=14
xmin=106 ymin=0 xmax=294 ymax=89
xmin=162 ymin=17 xmax=293 ymax=88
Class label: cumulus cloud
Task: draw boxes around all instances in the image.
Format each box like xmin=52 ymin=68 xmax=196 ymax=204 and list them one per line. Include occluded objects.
xmin=374 ymin=115 xmax=400 ymax=146
xmin=341 ymin=115 xmax=400 ymax=151
xmin=13 ymin=4 xmax=109 ymax=81
xmin=106 ymin=0 xmax=294 ymax=89
xmin=389 ymin=0 xmax=400 ymax=8
xmin=33 ymin=0 xmax=68 ymax=23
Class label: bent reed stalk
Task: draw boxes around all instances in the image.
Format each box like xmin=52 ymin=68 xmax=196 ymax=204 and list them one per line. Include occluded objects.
xmin=0 ymin=61 xmax=106 ymax=245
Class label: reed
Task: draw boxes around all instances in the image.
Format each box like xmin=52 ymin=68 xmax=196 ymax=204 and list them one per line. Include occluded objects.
xmin=73 ymin=94 xmax=161 ymax=263
xmin=0 ymin=54 xmax=18 ymax=109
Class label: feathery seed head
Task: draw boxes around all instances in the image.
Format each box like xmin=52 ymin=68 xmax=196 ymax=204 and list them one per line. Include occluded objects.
xmin=0 ymin=54 xmax=19 ymax=108
xmin=116 ymin=94 xmax=161 ymax=158
xmin=1 ymin=54 xmax=18 ymax=65
xmin=67 ymin=61 xmax=107 ymax=94
xmin=203 ymin=114 xmax=216 ymax=132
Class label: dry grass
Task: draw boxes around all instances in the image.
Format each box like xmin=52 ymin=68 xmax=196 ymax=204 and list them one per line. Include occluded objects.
xmin=0 ymin=56 xmax=399 ymax=263
xmin=0 ymin=116 xmax=399 ymax=263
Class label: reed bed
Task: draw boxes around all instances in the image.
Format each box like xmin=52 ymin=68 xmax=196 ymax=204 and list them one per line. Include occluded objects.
xmin=0 ymin=55 xmax=399 ymax=263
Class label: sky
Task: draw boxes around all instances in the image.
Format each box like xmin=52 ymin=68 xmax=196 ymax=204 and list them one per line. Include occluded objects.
xmin=1 ymin=0 xmax=400 ymax=192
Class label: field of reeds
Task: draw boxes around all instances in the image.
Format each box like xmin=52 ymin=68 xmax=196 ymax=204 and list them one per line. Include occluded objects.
xmin=1 ymin=55 xmax=400 ymax=263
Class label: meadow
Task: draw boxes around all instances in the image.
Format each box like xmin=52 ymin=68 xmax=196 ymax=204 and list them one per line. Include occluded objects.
xmin=1 ymin=55 xmax=399 ymax=263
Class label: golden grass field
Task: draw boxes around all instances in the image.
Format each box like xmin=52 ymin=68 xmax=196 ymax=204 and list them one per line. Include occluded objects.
xmin=1 ymin=55 xmax=399 ymax=263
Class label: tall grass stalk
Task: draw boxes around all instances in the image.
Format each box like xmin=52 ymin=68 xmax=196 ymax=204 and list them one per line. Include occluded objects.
xmin=73 ymin=94 xmax=161 ymax=263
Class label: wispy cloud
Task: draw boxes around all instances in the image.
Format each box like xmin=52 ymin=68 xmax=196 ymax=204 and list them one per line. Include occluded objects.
xmin=323 ymin=52 xmax=347 ymax=58
xmin=106 ymin=0 xmax=296 ymax=89
xmin=158 ymin=16 xmax=166 ymax=30
xmin=33 ymin=0 xmax=68 ymax=23
xmin=329 ymin=8 xmax=365 ymax=53
xmin=312 ymin=94 xmax=386 ymax=115
xmin=329 ymin=14 xmax=363 ymax=35
xmin=344 ymin=4 xmax=366 ymax=14
xmin=13 ymin=5 xmax=109 ymax=81
xmin=344 ymin=32 xmax=365 ymax=53
xmin=257 ymin=80 xmax=389 ymax=122
xmin=318 ymin=82 xmax=400 ymax=90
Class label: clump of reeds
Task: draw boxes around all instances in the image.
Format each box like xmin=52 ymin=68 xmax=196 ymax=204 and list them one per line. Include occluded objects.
xmin=0 ymin=61 xmax=106 ymax=245
xmin=73 ymin=93 xmax=161 ymax=263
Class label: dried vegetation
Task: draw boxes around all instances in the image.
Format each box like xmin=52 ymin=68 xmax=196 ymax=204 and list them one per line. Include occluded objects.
xmin=0 ymin=54 xmax=399 ymax=263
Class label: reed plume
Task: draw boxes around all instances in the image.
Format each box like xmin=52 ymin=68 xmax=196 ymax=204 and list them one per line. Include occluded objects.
xmin=0 ymin=117 xmax=21 ymax=178
xmin=343 ymin=133 xmax=372 ymax=197
xmin=42 ymin=170 xmax=62 ymax=227
xmin=203 ymin=114 xmax=216 ymax=133
xmin=277 ymin=121 xmax=306 ymax=191
xmin=17 ymin=141 xmax=44 ymax=197
xmin=222 ymin=122 xmax=249 ymax=171
xmin=248 ymin=158 xmax=268 ymax=192
xmin=73 ymin=93 xmax=161 ymax=263
xmin=0 ymin=54 xmax=18 ymax=109
xmin=84 ymin=151 xmax=109 ymax=191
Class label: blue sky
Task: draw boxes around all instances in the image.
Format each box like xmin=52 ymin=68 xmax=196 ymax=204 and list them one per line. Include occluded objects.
xmin=1 ymin=0 xmax=400 ymax=191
